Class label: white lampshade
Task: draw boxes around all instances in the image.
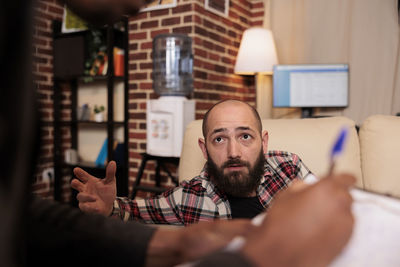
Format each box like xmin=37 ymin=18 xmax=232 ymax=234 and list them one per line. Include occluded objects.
xmin=234 ymin=27 xmax=278 ymax=75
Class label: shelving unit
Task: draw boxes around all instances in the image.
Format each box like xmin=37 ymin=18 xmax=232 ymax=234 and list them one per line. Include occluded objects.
xmin=52 ymin=19 xmax=129 ymax=203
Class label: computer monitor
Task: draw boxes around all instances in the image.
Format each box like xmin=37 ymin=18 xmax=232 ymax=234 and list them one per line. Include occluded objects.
xmin=273 ymin=64 xmax=349 ymax=118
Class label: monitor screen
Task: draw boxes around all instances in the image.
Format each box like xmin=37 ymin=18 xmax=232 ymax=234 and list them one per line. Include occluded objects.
xmin=273 ymin=64 xmax=349 ymax=108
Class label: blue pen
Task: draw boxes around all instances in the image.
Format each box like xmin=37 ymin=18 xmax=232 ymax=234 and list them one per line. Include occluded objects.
xmin=328 ymin=127 xmax=349 ymax=176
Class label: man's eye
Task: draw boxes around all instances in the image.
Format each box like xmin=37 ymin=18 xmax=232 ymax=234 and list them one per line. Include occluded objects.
xmin=242 ymin=134 xmax=251 ymax=140
xmin=215 ymin=137 xmax=223 ymax=143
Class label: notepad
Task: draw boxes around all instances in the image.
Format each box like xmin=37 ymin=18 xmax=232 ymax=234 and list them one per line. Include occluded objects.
xmin=304 ymin=174 xmax=400 ymax=267
xmin=330 ymin=187 xmax=400 ymax=267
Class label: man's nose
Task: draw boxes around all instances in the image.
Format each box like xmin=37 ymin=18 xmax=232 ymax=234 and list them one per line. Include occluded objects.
xmin=227 ymin=139 xmax=241 ymax=159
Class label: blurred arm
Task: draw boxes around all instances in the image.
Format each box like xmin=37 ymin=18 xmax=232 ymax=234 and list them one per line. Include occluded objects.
xmin=27 ymin=195 xmax=156 ymax=267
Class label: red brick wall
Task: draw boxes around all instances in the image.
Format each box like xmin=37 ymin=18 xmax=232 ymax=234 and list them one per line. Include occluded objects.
xmin=31 ymin=0 xmax=265 ymax=200
xmin=32 ymin=0 xmax=65 ymax=199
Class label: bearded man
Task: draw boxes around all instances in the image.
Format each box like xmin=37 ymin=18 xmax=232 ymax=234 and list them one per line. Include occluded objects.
xmin=71 ymin=100 xmax=311 ymax=225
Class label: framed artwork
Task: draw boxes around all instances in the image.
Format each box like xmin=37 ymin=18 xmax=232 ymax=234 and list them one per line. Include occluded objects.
xmin=140 ymin=0 xmax=177 ymax=12
xmin=205 ymin=0 xmax=229 ymax=17
xmin=61 ymin=6 xmax=88 ymax=33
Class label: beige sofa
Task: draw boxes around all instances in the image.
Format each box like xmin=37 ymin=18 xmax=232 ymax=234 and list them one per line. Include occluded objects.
xmin=178 ymin=115 xmax=400 ymax=198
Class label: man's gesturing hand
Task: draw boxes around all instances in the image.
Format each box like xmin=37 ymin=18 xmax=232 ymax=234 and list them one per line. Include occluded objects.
xmin=70 ymin=161 xmax=117 ymax=216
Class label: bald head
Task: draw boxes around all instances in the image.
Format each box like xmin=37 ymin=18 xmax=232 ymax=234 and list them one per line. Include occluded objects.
xmin=202 ymin=100 xmax=262 ymax=139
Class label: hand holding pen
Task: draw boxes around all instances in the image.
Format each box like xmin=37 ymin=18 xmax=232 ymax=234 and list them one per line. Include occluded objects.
xmin=328 ymin=127 xmax=349 ymax=176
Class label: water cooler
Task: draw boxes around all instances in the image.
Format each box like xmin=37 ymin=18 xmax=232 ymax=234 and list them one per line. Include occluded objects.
xmin=146 ymin=34 xmax=195 ymax=157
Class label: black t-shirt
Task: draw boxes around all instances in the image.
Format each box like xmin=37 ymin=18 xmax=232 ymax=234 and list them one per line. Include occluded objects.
xmin=227 ymin=195 xmax=264 ymax=219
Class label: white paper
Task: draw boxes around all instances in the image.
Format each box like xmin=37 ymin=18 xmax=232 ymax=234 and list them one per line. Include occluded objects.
xmin=330 ymin=188 xmax=400 ymax=267
xmin=305 ymin=174 xmax=400 ymax=267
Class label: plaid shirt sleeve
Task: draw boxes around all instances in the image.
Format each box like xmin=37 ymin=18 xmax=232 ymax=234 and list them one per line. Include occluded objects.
xmin=110 ymin=178 xmax=220 ymax=226
xmin=111 ymin=186 xmax=186 ymax=225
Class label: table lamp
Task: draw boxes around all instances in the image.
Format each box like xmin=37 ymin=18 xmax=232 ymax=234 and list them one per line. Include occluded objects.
xmin=234 ymin=27 xmax=278 ymax=118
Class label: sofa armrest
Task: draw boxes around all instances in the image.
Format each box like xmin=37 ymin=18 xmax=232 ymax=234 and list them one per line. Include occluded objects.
xmin=359 ymin=115 xmax=400 ymax=197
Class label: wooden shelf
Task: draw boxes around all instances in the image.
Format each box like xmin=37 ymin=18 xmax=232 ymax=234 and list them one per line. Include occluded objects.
xmin=62 ymin=160 xmax=104 ymax=169
xmin=55 ymin=74 xmax=125 ymax=82
xmin=52 ymin=20 xmax=125 ymax=39
xmin=62 ymin=160 xmax=126 ymax=170
xmin=53 ymin=18 xmax=129 ymax=203
xmin=55 ymin=120 xmax=125 ymax=126
xmin=78 ymin=75 xmax=124 ymax=82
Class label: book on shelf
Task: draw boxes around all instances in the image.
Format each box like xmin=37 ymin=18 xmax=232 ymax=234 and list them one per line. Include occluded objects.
xmin=95 ymin=138 xmax=121 ymax=167
xmin=95 ymin=138 xmax=108 ymax=167
xmin=113 ymin=47 xmax=124 ymax=76
xmin=113 ymin=142 xmax=125 ymax=166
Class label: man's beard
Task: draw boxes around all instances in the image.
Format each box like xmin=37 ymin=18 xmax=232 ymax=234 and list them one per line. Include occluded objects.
xmin=206 ymin=149 xmax=265 ymax=197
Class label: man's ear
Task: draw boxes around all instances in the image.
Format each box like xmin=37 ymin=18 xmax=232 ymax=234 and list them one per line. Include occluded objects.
xmin=198 ymin=138 xmax=208 ymax=160
xmin=262 ymin=130 xmax=269 ymax=154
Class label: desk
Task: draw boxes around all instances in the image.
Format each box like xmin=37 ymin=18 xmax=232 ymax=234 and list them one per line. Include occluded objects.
xmin=130 ymin=153 xmax=179 ymax=199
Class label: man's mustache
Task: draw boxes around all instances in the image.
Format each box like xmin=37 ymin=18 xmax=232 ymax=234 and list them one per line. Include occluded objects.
xmin=222 ymin=159 xmax=250 ymax=169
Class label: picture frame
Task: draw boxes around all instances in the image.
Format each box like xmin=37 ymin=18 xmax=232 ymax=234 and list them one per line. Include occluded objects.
xmin=61 ymin=6 xmax=88 ymax=33
xmin=204 ymin=0 xmax=229 ymax=18
xmin=140 ymin=0 xmax=177 ymax=12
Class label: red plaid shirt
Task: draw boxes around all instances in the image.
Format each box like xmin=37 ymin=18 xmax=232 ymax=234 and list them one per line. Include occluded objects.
xmin=111 ymin=151 xmax=311 ymax=226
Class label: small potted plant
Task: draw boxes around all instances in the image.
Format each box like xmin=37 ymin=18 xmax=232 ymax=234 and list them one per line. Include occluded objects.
xmin=93 ymin=105 xmax=105 ymax=122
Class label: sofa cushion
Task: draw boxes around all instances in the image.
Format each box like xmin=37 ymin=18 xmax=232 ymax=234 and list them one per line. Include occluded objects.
xmin=359 ymin=115 xmax=400 ymax=197
xmin=179 ymin=116 xmax=363 ymax=188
